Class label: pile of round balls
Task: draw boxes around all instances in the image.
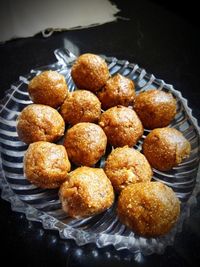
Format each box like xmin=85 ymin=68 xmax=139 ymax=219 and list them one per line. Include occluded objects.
xmin=16 ymin=53 xmax=191 ymax=237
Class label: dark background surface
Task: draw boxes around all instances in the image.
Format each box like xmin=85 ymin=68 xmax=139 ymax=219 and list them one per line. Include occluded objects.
xmin=0 ymin=0 xmax=200 ymax=266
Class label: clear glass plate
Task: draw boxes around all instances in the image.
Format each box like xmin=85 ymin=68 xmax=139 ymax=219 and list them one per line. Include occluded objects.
xmin=0 ymin=48 xmax=199 ymax=255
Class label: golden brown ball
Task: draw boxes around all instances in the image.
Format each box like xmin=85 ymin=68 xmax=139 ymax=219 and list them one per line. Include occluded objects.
xmin=99 ymin=106 xmax=143 ymax=147
xmin=71 ymin=53 xmax=110 ymax=92
xmin=143 ymin=127 xmax=191 ymax=171
xmin=16 ymin=104 xmax=65 ymax=144
xmin=97 ymin=74 xmax=135 ymax=110
xmin=104 ymin=146 xmax=152 ymax=192
xmin=134 ymin=89 xmax=176 ymax=129
xmin=64 ymin=122 xmax=107 ymax=166
xmin=59 ymin=166 xmax=114 ymax=218
xmin=24 ymin=141 xmax=71 ymax=189
xmin=28 ymin=70 xmax=68 ymax=108
xmin=117 ymin=181 xmax=180 ymax=237
xmin=60 ymin=90 xmax=101 ymax=125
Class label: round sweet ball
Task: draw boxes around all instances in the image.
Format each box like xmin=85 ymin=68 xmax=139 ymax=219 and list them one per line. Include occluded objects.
xmin=71 ymin=53 xmax=110 ymax=92
xmin=134 ymin=89 xmax=176 ymax=129
xmin=99 ymin=106 xmax=143 ymax=147
xmin=16 ymin=104 xmax=65 ymax=144
xmin=117 ymin=182 xmax=180 ymax=237
xmin=105 ymin=146 xmax=152 ymax=192
xmin=97 ymin=74 xmax=135 ymax=110
xmin=143 ymin=127 xmax=191 ymax=171
xmin=24 ymin=141 xmax=71 ymax=189
xmin=59 ymin=166 xmax=114 ymax=218
xmin=60 ymin=90 xmax=101 ymax=125
xmin=64 ymin=122 xmax=107 ymax=166
xmin=28 ymin=70 xmax=68 ymax=108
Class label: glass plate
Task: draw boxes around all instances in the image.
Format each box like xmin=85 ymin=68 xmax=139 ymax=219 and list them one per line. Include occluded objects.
xmin=0 ymin=48 xmax=200 ymax=255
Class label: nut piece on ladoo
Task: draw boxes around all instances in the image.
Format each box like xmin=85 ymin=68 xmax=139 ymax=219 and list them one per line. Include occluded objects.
xmin=59 ymin=167 xmax=114 ymax=218
xmin=117 ymin=181 xmax=180 ymax=237
xmin=60 ymin=90 xmax=101 ymax=125
xmin=105 ymin=146 xmax=152 ymax=192
xmin=64 ymin=122 xmax=107 ymax=166
xmin=28 ymin=70 xmax=68 ymax=108
xmin=16 ymin=104 xmax=65 ymax=144
xmin=98 ymin=74 xmax=135 ymax=110
xmin=99 ymin=106 xmax=143 ymax=147
xmin=134 ymin=89 xmax=176 ymax=129
xmin=143 ymin=127 xmax=191 ymax=171
xmin=24 ymin=141 xmax=71 ymax=189
xmin=71 ymin=53 xmax=110 ymax=92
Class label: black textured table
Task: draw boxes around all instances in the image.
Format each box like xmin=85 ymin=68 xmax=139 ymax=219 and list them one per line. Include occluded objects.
xmin=0 ymin=1 xmax=200 ymax=266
